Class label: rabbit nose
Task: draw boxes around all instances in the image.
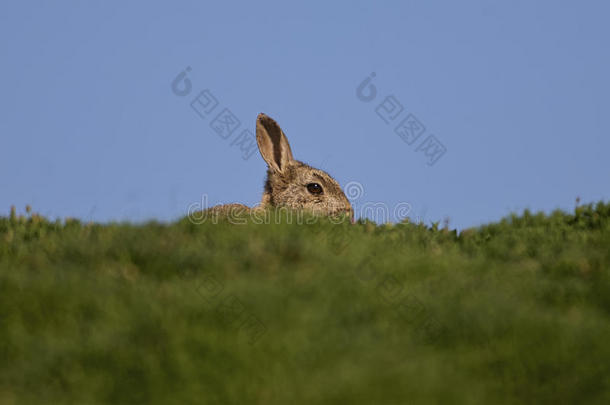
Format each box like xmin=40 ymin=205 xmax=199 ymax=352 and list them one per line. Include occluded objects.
xmin=347 ymin=208 xmax=355 ymax=223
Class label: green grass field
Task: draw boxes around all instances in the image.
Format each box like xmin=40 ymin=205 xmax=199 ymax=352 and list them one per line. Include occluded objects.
xmin=1 ymin=203 xmax=610 ymax=404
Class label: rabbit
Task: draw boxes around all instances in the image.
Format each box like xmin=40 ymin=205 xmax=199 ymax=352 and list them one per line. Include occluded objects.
xmin=206 ymin=113 xmax=353 ymax=220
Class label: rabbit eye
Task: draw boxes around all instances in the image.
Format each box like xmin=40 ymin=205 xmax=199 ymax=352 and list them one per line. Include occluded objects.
xmin=306 ymin=183 xmax=323 ymax=195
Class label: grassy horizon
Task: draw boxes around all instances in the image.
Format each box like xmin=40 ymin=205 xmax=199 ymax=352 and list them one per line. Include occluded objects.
xmin=1 ymin=202 xmax=609 ymax=404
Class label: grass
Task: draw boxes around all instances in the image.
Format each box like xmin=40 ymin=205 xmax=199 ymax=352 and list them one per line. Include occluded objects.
xmin=1 ymin=202 xmax=610 ymax=404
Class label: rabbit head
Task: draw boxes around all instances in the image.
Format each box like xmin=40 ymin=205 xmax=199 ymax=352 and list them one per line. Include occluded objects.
xmin=256 ymin=113 xmax=353 ymax=219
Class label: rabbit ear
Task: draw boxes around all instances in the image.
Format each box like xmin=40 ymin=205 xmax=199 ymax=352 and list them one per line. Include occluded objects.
xmin=256 ymin=113 xmax=294 ymax=173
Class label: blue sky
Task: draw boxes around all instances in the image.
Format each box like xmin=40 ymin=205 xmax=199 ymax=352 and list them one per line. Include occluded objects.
xmin=1 ymin=0 xmax=608 ymax=229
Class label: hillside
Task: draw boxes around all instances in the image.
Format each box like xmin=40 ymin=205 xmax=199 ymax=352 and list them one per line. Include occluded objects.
xmin=1 ymin=203 xmax=609 ymax=404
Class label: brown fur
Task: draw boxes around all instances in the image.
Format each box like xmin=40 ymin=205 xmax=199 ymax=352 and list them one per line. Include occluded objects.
xmin=207 ymin=113 xmax=352 ymax=218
